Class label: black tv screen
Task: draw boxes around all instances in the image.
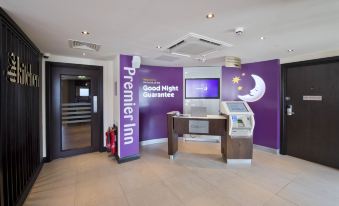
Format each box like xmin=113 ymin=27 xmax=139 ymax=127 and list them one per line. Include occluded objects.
xmin=185 ymin=78 xmax=220 ymax=99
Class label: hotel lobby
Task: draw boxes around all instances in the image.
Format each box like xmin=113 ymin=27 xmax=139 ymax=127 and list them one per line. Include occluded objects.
xmin=0 ymin=1 xmax=339 ymax=206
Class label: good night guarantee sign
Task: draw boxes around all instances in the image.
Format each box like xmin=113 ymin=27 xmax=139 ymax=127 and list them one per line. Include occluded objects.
xmin=142 ymin=78 xmax=179 ymax=98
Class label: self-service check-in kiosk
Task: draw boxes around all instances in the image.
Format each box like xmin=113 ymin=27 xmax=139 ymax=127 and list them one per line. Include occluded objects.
xmin=220 ymin=101 xmax=255 ymax=163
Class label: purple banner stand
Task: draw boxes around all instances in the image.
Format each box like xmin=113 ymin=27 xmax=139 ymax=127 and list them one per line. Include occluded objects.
xmin=118 ymin=55 xmax=140 ymax=162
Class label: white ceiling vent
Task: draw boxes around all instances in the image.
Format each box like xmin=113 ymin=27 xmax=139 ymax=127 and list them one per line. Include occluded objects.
xmin=69 ymin=40 xmax=101 ymax=51
xmin=163 ymin=33 xmax=232 ymax=57
xmin=155 ymin=55 xmax=180 ymax=62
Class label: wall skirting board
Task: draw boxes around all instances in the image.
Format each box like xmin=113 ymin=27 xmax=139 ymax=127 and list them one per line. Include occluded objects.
xmin=253 ymin=144 xmax=280 ymax=154
xmin=140 ymin=137 xmax=280 ymax=155
xmin=140 ymin=138 xmax=168 ymax=146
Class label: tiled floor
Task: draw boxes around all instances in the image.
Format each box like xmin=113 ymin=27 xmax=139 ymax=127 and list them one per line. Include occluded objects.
xmin=24 ymin=141 xmax=339 ymax=206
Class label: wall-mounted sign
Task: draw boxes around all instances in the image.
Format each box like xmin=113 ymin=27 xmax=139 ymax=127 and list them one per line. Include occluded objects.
xmin=189 ymin=120 xmax=209 ymax=134
xmin=119 ymin=55 xmax=140 ymax=160
xmin=141 ymin=78 xmax=179 ymax=98
xmin=303 ymin=95 xmax=322 ymax=101
xmin=7 ymin=52 xmax=39 ymax=87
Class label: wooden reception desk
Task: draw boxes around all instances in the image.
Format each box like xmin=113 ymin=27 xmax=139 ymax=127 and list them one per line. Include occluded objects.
xmin=167 ymin=111 xmax=228 ymax=161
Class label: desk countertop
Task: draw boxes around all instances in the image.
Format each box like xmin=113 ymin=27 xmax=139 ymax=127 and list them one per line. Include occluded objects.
xmin=174 ymin=114 xmax=227 ymax=120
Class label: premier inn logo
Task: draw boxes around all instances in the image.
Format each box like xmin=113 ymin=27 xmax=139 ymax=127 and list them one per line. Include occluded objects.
xmin=7 ymin=52 xmax=39 ymax=87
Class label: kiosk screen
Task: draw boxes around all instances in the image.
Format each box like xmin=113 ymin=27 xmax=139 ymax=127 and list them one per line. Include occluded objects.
xmin=227 ymin=102 xmax=248 ymax=112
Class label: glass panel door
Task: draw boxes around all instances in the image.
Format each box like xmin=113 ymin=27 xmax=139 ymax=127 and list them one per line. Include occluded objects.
xmin=61 ymin=75 xmax=92 ymax=150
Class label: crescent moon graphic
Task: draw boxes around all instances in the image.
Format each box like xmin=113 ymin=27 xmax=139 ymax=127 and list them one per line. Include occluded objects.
xmin=238 ymin=74 xmax=266 ymax=102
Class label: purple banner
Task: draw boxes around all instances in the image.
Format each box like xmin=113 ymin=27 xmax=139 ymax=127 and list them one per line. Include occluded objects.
xmin=222 ymin=59 xmax=281 ymax=149
xmin=139 ymin=65 xmax=183 ymax=141
xmin=119 ymin=55 xmax=139 ymax=158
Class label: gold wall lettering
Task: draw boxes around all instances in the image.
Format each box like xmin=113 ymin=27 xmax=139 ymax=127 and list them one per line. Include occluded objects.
xmin=7 ymin=52 xmax=40 ymax=87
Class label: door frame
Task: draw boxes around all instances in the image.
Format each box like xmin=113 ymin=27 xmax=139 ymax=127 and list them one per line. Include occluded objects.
xmin=280 ymin=56 xmax=339 ymax=155
xmin=45 ymin=62 xmax=104 ymax=162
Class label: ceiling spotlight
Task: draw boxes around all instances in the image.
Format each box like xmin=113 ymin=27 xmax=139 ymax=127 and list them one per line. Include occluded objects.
xmin=82 ymin=53 xmax=86 ymax=56
xmin=260 ymin=36 xmax=265 ymax=40
xmin=288 ymin=49 xmax=295 ymax=52
xmin=156 ymin=45 xmax=162 ymax=49
xmin=206 ymin=13 xmax=215 ymax=19
xmin=81 ymin=30 xmax=90 ymax=35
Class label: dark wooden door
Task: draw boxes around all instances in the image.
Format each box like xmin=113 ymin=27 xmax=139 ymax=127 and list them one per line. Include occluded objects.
xmin=46 ymin=62 xmax=103 ymax=161
xmin=285 ymin=60 xmax=339 ymax=168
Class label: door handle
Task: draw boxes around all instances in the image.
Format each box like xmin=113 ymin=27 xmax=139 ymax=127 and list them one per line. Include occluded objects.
xmin=93 ymin=96 xmax=97 ymax=113
xmin=287 ymin=105 xmax=294 ymax=116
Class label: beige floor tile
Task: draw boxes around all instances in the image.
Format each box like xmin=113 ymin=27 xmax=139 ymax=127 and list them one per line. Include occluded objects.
xmin=263 ymin=195 xmax=297 ymax=206
xmin=184 ymin=188 xmax=241 ymax=206
xmin=24 ymin=184 xmax=75 ymax=206
xmin=126 ymin=182 xmax=183 ymax=206
xmin=214 ymin=172 xmax=274 ymax=206
xmin=234 ymin=164 xmax=292 ymax=193
xmin=75 ymin=176 xmax=127 ymax=206
xmin=163 ymin=172 xmax=216 ymax=203
xmin=278 ymin=178 xmax=339 ymax=206
xmin=24 ymin=141 xmax=339 ymax=206
xmin=145 ymin=160 xmax=192 ymax=180
xmin=117 ymin=161 xmax=162 ymax=192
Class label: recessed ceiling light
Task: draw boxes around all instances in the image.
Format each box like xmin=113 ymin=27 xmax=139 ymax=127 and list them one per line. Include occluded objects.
xmin=81 ymin=30 xmax=90 ymax=35
xmin=156 ymin=45 xmax=162 ymax=49
xmin=260 ymin=36 xmax=265 ymax=40
xmin=78 ymin=76 xmax=86 ymax=79
xmin=206 ymin=13 xmax=215 ymax=19
xmin=82 ymin=53 xmax=86 ymax=56
xmin=288 ymin=49 xmax=295 ymax=52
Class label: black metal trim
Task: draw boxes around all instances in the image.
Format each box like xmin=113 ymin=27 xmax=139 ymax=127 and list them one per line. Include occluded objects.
xmin=15 ymin=162 xmax=43 ymax=206
xmin=280 ymin=65 xmax=287 ymax=155
xmin=116 ymin=154 xmax=140 ymax=164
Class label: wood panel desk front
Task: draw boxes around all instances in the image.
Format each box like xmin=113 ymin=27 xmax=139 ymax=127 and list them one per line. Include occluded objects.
xmin=167 ymin=112 xmax=228 ymax=161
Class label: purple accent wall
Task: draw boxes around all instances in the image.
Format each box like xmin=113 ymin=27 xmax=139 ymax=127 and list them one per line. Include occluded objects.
xmin=119 ymin=55 xmax=140 ymax=158
xmin=139 ymin=65 xmax=183 ymax=141
xmin=222 ymin=59 xmax=281 ymax=149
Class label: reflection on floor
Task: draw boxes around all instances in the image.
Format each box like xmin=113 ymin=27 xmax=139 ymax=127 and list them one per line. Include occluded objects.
xmin=62 ymin=123 xmax=91 ymax=150
xmin=24 ymin=141 xmax=339 ymax=206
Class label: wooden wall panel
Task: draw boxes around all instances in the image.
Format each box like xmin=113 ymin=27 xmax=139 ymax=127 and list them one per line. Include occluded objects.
xmin=0 ymin=8 xmax=42 ymax=206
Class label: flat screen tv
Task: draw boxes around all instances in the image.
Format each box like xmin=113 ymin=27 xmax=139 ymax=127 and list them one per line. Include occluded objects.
xmin=185 ymin=78 xmax=220 ymax=99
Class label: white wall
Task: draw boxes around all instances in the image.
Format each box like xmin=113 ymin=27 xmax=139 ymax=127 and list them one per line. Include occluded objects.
xmin=41 ymin=54 xmax=115 ymax=157
xmin=183 ymin=67 xmax=222 ymax=115
xmin=280 ymin=49 xmax=339 ymax=64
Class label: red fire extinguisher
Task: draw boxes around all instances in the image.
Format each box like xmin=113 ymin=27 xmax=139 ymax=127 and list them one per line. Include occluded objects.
xmin=106 ymin=127 xmax=116 ymax=155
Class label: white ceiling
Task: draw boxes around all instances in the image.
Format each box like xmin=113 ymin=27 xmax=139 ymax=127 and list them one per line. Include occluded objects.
xmin=1 ymin=0 xmax=339 ymax=66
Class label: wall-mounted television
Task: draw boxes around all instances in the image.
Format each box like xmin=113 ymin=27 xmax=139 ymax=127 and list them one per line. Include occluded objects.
xmin=185 ymin=78 xmax=220 ymax=99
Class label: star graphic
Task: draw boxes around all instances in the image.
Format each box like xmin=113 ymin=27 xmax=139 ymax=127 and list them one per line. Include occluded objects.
xmin=237 ymin=86 xmax=243 ymax=91
xmin=232 ymin=76 xmax=241 ymax=84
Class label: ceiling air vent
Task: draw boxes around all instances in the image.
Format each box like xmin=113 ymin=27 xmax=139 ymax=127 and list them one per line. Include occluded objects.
xmin=163 ymin=33 xmax=232 ymax=57
xmin=155 ymin=55 xmax=180 ymax=62
xmin=69 ymin=40 xmax=101 ymax=51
